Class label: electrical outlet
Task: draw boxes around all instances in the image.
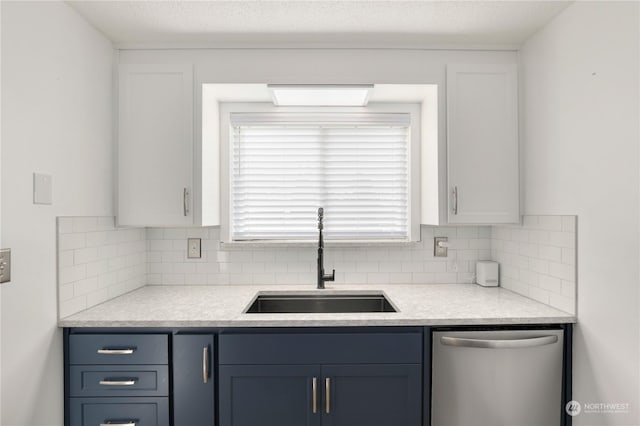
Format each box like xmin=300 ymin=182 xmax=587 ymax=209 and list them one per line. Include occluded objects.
xmin=0 ymin=248 xmax=11 ymax=283
xmin=187 ymin=238 xmax=201 ymax=259
xmin=434 ymin=237 xmax=448 ymax=257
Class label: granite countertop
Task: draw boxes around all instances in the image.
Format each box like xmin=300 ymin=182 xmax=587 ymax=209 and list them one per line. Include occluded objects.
xmin=58 ymin=284 xmax=576 ymax=327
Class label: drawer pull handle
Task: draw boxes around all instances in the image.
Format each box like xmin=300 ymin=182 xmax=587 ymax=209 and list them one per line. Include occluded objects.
xmin=99 ymin=422 xmax=137 ymax=426
xmin=202 ymin=346 xmax=209 ymax=384
xmin=99 ymin=379 xmax=137 ymax=386
xmin=97 ymin=348 xmax=135 ymax=355
xmin=312 ymin=377 xmax=318 ymax=413
xmin=325 ymin=378 xmax=331 ymax=414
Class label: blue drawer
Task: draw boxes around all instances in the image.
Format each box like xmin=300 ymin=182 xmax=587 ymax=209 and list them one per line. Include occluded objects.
xmin=69 ymin=397 xmax=169 ymax=426
xmin=219 ymin=332 xmax=422 ymax=364
xmin=69 ymin=334 xmax=168 ymax=365
xmin=70 ymin=365 xmax=169 ymax=397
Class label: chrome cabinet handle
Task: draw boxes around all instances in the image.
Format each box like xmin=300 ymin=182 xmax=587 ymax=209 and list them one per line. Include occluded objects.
xmin=325 ymin=378 xmax=331 ymax=414
xmin=99 ymin=379 xmax=137 ymax=386
xmin=440 ymin=335 xmax=558 ymax=349
xmin=100 ymin=422 xmax=137 ymax=426
xmin=183 ymin=187 xmax=190 ymax=216
xmin=452 ymin=186 xmax=458 ymax=215
xmin=202 ymin=346 xmax=209 ymax=384
xmin=97 ymin=348 xmax=135 ymax=355
xmin=312 ymin=377 xmax=318 ymax=413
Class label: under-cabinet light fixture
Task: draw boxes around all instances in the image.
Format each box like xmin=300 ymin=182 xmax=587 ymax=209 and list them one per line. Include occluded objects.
xmin=267 ymin=84 xmax=374 ymax=106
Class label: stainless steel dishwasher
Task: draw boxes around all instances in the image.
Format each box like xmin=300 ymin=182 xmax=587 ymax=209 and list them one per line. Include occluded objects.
xmin=432 ymin=328 xmax=564 ymax=426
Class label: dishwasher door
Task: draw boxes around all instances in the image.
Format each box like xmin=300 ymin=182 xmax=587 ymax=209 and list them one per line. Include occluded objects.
xmin=432 ymin=329 xmax=564 ymax=426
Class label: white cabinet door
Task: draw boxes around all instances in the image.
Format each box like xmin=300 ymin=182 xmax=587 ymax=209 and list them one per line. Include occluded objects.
xmin=446 ymin=64 xmax=519 ymax=224
xmin=118 ymin=64 xmax=193 ymax=226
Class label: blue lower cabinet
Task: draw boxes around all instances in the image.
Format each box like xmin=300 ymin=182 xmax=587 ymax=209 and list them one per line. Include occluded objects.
xmin=69 ymin=397 xmax=169 ymax=426
xmin=219 ymin=365 xmax=322 ymax=426
xmin=321 ymin=364 xmax=422 ymax=426
xmin=173 ymin=334 xmax=215 ymax=426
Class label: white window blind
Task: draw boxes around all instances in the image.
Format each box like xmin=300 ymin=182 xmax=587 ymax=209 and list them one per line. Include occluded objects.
xmin=230 ymin=112 xmax=410 ymax=241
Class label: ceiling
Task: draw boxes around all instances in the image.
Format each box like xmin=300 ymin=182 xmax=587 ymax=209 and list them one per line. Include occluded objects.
xmin=67 ymin=0 xmax=572 ymax=48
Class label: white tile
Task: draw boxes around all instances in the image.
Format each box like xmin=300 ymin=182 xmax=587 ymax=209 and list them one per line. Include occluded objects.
xmin=356 ymin=262 xmax=378 ymax=273
xmin=74 ymin=247 xmax=98 ymax=264
xmin=59 ymin=250 xmax=74 ymax=267
xmin=562 ymin=248 xmax=576 ymax=266
xmin=252 ymin=273 xmax=277 ymax=285
xmin=162 ymin=273 xmax=185 ymax=285
xmin=196 ymin=263 xmax=220 ymax=274
xmin=469 ymin=239 xmax=491 ymax=250
xmin=388 ymin=272 xmax=412 ymax=283
xmin=98 ymin=272 xmax=117 ymax=288
xmin=549 ymin=293 xmax=575 ymax=314
xmin=148 ymin=240 xmax=174 ymax=251
xmin=242 ymin=262 xmax=265 ymax=273
xmin=433 ymin=273 xmax=457 ymax=283
xmin=456 ymin=227 xmax=478 ymax=238
xmin=229 ymin=273 xmax=252 ymax=285
xmin=549 ymin=231 xmax=575 ymax=248
xmin=275 ymin=273 xmax=300 ymax=285
xmin=538 ymin=275 xmax=562 ymax=293
xmin=57 ymin=217 xmax=75 ymax=234
xmin=528 ymin=286 xmax=550 ymax=304
xmin=186 ymin=274 xmax=208 ymax=285
xmin=562 ymin=216 xmax=576 ymax=233
xmin=528 ymin=230 xmax=550 ymax=244
xmin=344 ymin=272 xmax=367 ymax=284
xmin=530 ymin=258 xmax=549 ymax=275
xmin=59 ymin=264 xmax=86 ymax=284
xmin=59 ymin=283 xmax=74 ymax=301
xmin=219 ymin=263 xmax=243 ymax=273
xmin=186 ymin=228 xmax=210 ymax=239
xmin=401 ymin=262 xmax=423 ymax=273
xmin=538 ymin=245 xmax=562 ymax=262
xmin=522 ymin=215 xmax=538 ymax=228
xmin=59 ymin=296 xmax=87 ymax=318
xmin=367 ymin=273 xmax=390 ymax=284
xmin=562 ymin=280 xmax=575 ymax=297
xmin=86 ymin=288 xmax=110 ymax=307
xmin=74 ymin=277 xmax=98 ymax=295
xmin=59 ymin=233 xmax=86 ymax=250
xmin=478 ymin=227 xmax=491 ymax=238
xmin=424 ymin=262 xmax=447 ymax=273
xmin=549 ymin=262 xmax=575 ymax=281
xmin=174 ymin=263 xmax=197 ymax=273
xmin=162 ymin=251 xmax=183 ymax=263
xmin=287 ymin=262 xmax=311 ymax=273
xmin=411 ymin=272 xmax=434 ymax=284
xmin=86 ymin=260 xmax=109 ymax=277
xmin=97 ymin=217 xmax=116 ymax=230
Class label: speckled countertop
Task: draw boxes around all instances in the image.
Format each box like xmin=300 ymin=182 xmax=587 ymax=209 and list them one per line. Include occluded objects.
xmin=58 ymin=284 xmax=575 ymax=327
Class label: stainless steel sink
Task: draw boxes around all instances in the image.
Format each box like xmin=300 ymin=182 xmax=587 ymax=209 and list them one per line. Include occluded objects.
xmin=245 ymin=293 xmax=397 ymax=314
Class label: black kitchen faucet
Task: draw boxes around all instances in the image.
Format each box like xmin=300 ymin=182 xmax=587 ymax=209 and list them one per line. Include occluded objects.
xmin=317 ymin=207 xmax=335 ymax=289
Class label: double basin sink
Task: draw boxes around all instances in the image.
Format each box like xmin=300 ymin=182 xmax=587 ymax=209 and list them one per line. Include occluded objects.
xmin=246 ymin=292 xmax=397 ymax=314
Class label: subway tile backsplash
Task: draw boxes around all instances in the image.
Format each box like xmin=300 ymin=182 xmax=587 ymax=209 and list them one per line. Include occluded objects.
xmin=56 ymin=215 xmax=577 ymax=318
xmin=145 ymin=226 xmax=492 ymax=287
xmin=57 ymin=217 xmax=146 ymax=318
xmin=491 ymin=215 xmax=577 ymax=315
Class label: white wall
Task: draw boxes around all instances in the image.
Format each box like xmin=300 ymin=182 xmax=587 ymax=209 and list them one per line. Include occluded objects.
xmin=520 ymin=2 xmax=639 ymax=425
xmin=1 ymin=2 xmax=113 ymax=425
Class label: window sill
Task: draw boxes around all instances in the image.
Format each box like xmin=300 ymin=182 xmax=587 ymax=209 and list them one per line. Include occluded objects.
xmin=220 ymin=240 xmax=421 ymax=249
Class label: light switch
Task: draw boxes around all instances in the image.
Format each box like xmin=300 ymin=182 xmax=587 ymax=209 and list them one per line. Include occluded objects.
xmin=187 ymin=238 xmax=201 ymax=259
xmin=33 ymin=173 xmax=52 ymax=205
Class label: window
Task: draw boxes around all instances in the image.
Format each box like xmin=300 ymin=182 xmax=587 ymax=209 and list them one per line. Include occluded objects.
xmin=228 ymin=109 xmax=417 ymax=242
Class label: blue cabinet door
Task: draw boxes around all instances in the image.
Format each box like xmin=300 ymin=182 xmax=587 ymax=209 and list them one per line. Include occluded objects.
xmin=219 ymin=365 xmax=322 ymax=426
xmin=321 ymin=364 xmax=422 ymax=426
xmin=173 ymin=334 xmax=215 ymax=426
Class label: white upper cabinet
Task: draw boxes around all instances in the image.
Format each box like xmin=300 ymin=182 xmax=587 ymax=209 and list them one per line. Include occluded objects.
xmin=118 ymin=64 xmax=194 ymax=226
xmin=446 ymin=64 xmax=520 ymax=224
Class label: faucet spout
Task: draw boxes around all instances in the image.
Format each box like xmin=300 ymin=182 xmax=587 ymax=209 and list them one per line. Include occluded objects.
xmin=317 ymin=207 xmax=335 ymax=289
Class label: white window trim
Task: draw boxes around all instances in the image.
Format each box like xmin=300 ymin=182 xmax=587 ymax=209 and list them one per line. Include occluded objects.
xmin=219 ymin=102 xmax=421 ymax=246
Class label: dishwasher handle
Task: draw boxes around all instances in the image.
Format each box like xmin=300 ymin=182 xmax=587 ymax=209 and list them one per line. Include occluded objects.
xmin=440 ymin=335 xmax=558 ymax=349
